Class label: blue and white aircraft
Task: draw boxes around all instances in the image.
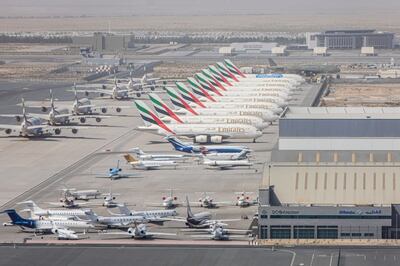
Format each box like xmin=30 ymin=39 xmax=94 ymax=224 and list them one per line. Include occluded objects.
xmin=165 ymin=136 xmax=248 ymax=154
xmin=1 ymin=209 xmax=93 ymax=232
xmin=95 ymin=161 xmax=138 ymax=180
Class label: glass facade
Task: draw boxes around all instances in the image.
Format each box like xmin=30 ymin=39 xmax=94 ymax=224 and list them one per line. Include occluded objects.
xmin=293 ymin=226 xmax=315 ymax=239
xmin=317 ymin=226 xmax=338 ymax=239
xmin=270 ymin=226 xmax=291 ymax=239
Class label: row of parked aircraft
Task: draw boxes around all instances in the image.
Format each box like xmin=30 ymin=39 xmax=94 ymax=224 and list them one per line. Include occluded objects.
xmin=1 ymin=193 xmax=255 ymax=240
xmin=133 ymin=59 xmax=304 ymax=144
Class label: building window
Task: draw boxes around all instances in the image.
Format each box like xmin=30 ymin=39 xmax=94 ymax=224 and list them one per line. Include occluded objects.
xmin=341 ymin=233 xmax=351 ymax=237
xmin=334 ymin=173 xmax=338 ymax=190
xmin=351 ymin=233 xmax=362 ymax=237
xmin=305 ymin=172 xmax=308 ymax=190
xmin=363 ymin=173 xmax=366 ymax=190
xmin=295 ymin=172 xmax=299 ymax=190
xmin=270 ymin=226 xmax=291 ymax=239
xmin=383 ymin=173 xmax=386 ymax=190
xmin=343 ymin=173 xmax=347 ymax=190
xmin=353 ymin=173 xmax=357 ymax=190
xmin=364 ymin=233 xmax=374 ymax=237
xmin=324 ymin=173 xmax=328 ymax=190
xmin=294 ymin=226 xmax=315 ymax=239
xmin=393 ymin=173 xmax=396 ymax=191
xmin=315 ymin=173 xmax=318 ymax=190
xmin=317 ymin=226 xmax=338 ymax=239
xmin=373 ymin=173 xmax=377 ymax=190
xmin=259 ymin=226 xmax=268 ymax=239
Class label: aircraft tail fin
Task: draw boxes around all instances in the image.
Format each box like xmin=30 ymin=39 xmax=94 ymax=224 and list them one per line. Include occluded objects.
xmin=224 ymin=59 xmax=246 ymax=77
xmin=49 ymin=89 xmax=55 ymax=112
xmin=195 ymin=73 xmax=225 ymax=95
xmin=84 ymin=210 xmax=98 ymax=222
xmin=21 ymin=98 xmax=28 ymax=123
xmin=199 ymin=70 xmax=227 ymax=91
xmin=187 ymin=77 xmax=216 ymax=102
xmin=1 ymin=209 xmax=30 ymax=225
xmin=165 ymin=136 xmax=191 ymax=152
xmin=123 ymin=154 xmax=138 ymax=163
xmin=149 ymin=93 xmax=183 ymax=123
xmin=215 ymin=62 xmax=239 ymax=82
xmin=134 ymin=100 xmax=175 ymax=134
xmin=186 ymin=196 xmax=194 ymax=218
xmin=175 ymin=82 xmax=206 ymax=108
xmin=117 ymin=203 xmax=132 ymax=216
xmin=208 ymin=65 xmax=234 ymax=85
xmin=268 ymin=58 xmax=277 ymax=67
xmin=166 ymin=87 xmax=199 ymax=115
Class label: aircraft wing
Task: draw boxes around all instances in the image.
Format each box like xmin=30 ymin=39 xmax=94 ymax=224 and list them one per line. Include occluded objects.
xmin=146 ymin=232 xmax=176 ymax=237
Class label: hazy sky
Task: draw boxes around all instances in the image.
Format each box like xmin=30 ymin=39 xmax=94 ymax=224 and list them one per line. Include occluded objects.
xmin=2 ymin=0 xmax=400 ymax=17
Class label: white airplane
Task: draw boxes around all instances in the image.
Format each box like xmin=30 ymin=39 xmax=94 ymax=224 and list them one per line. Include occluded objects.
xmin=147 ymin=189 xmax=182 ymax=209
xmin=203 ymin=158 xmax=253 ymax=170
xmin=166 ymin=86 xmax=282 ymax=116
xmin=18 ymin=201 xmax=89 ymax=219
xmin=169 ymin=196 xmax=240 ymax=228
xmin=50 ymin=221 xmax=84 ymax=240
xmin=47 ymin=193 xmax=90 ymax=209
xmin=235 ymin=192 xmax=258 ymax=207
xmin=0 ymin=98 xmax=81 ymax=137
xmin=149 ymin=93 xmax=269 ymax=130
xmin=85 ymin=210 xmax=147 ymax=229
xmin=203 ymin=149 xmax=251 ymax=161
xmin=76 ymin=76 xmax=134 ymax=100
xmin=102 ymin=191 xmax=120 ymax=208
xmin=100 ymin=223 xmax=176 ymax=239
xmin=186 ymin=221 xmax=250 ymax=241
xmin=123 ymin=154 xmax=178 ymax=170
xmin=1 ymin=90 xmax=106 ymax=126
xmin=2 ymin=209 xmax=94 ymax=232
xmin=135 ymin=100 xmax=262 ymax=144
xmin=189 ymin=192 xmax=230 ymax=209
xmin=114 ymin=203 xmax=178 ymax=222
xmin=63 ymin=188 xmax=101 ymax=201
xmin=129 ymin=147 xmax=189 ymax=161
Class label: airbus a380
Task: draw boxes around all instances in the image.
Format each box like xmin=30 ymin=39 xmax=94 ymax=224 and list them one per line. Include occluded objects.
xmin=0 ymin=98 xmax=80 ymax=137
xmin=148 ymin=93 xmax=269 ymax=130
xmin=134 ymin=100 xmax=262 ymax=143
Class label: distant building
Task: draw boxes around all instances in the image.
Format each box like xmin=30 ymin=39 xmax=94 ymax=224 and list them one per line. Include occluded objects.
xmin=306 ymin=30 xmax=394 ymax=49
xmin=230 ymin=42 xmax=277 ymax=54
xmin=72 ymin=33 xmax=134 ymax=52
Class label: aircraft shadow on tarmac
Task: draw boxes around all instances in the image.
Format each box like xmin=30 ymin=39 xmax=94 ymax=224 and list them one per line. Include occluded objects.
xmin=2 ymin=135 xmax=106 ymax=141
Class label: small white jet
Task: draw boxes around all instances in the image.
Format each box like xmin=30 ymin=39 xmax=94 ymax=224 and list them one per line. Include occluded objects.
xmin=85 ymin=210 xmax=147 ymax=229
xmin=95 ymin=160 xmax=139 ymax=180
xmin=50 ymin=221 xmax=85 ymax=240
xmin=202 ymin=158 xmax=253 ymax=170
xmin=235 ymin=192 xmax=258 ymax=207
xmin=18 ymin=200 xmax=89 ymax=219
xmin=112 ymin=203 xmax=177 ymax=223
xmin=100 ymin=223 xmax=176 ymax=239
xmin=147 ymin=189 xmax=181 ymax=209
xmin=63 ymin=188 xmax=101 ymax=201
xmin=101 ymin=191 xmax=120 ymax=208
xmin=186 ymin=221 xmax=251 ymax=241
xmin=123 ymin=154 xmax=178 ymax=170
xmin=129 ymin=147 xmax=189 ymax=161
xmin=47 ymin=194 xmax=90 ymax=209
xmin=189 ymin=192 xmax=230 ymax=209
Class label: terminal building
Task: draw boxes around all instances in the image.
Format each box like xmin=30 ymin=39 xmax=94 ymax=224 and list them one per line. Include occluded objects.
xmin=306 ymin=30 xmax=394 ymax=49
xmin=258 ymin=107 xmax=400 ymax=240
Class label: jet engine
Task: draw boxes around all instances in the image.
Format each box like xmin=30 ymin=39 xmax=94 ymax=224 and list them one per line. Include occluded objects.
xmin=101 ymin=108 xmax=107 ymax=114
xmin=5 ymin=129 xmax=12 ymax=134
xmin=95 ymin=117 xmax=101 ymax=123
xmin=54 ymin=128 xmax=61 ymax=135
xmin=80 ymin=117 xmax=86 ymax=123
xmin=41 ymin=106 xmax=48 ymax=112
xmin=15 ymin=115 xmax=21 ymax=122
xmin=194 ymin=135 xmax=208 ymax=143
xmin=210 ymin=136 xmax=223 ymax=144
xmin=116 ymin=107 xmax=122 ymax=113
xmin=71 ymin=128 xmax=78 ymax=134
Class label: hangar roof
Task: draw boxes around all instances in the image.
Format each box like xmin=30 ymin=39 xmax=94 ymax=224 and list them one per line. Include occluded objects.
xmin=282 ymin=107 xmax=400 ymax=119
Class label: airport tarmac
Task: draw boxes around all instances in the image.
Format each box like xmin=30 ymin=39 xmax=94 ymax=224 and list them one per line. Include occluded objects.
xmin=0 ymin=244 xmax=400 ymax=266
xmin=0 ymin=79 xmax=319 ymax=243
